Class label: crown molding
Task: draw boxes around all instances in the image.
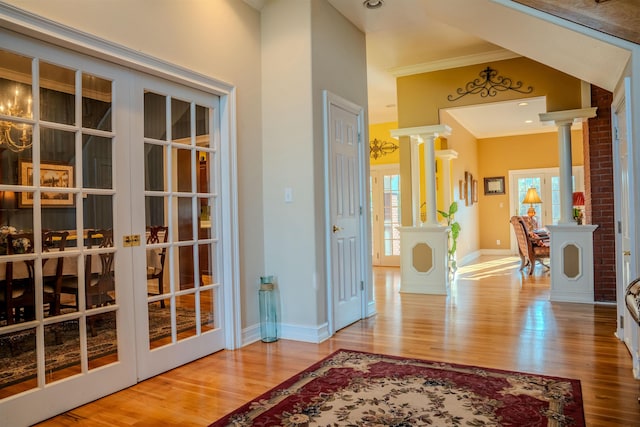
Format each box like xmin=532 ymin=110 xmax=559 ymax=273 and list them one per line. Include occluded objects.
xmin=389 ymin=49 xmax=521 ymax=77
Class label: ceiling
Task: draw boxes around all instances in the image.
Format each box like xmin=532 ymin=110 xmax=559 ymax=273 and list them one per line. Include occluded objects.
xmin=246 ymin=0 xmax=633 ymax=138
xmin=326 ymin=0 xmax=631 ymax=137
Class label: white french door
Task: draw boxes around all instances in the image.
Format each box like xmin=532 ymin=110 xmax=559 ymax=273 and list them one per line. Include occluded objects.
xmin=131 ymin=76 xmax=225 ymax=380
xmin=370 ymin=165 xmax=400 ymax=267
xmin=0 ymin=26 xmax=231 ymax=426
xmin=0 ymin=30 xmax=137 ymax=426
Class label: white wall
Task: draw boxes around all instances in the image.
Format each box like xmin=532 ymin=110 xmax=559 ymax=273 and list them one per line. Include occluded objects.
xmin=261 ymin=0 xmax=368 ymax=341
xmin=4 ymin=0 xmax=265 ymax=330
xmin=261 ymin=0 xmax=318 ymax=332
xmin=311 ymin=0 xmax=369 ymax=320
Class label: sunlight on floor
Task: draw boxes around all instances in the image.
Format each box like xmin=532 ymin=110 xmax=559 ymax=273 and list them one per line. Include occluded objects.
xmin=456 ymin=256 xmax=522 ymax=280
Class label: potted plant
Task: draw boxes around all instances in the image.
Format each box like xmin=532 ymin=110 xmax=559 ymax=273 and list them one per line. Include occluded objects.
xmin=438 ymin=202 xmax=460 ymax=275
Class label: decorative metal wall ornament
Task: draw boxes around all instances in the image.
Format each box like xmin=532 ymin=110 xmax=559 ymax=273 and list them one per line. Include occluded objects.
xmin=447 ymin=67 xmax=534 ymax=102
xmin=369 ymin=138 xmax=399 ymax=159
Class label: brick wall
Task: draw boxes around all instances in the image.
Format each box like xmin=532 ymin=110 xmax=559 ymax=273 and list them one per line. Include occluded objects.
xmin=584 ymin=85 xmax=616 ymax=302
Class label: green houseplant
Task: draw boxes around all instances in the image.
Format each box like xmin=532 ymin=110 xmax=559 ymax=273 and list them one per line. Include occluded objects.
xmin=438 ymin=202 xmax=460 ymax=275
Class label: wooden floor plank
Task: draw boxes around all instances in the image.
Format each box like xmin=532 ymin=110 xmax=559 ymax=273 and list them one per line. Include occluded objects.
xmin=36 ymin=256 xmax=640 ymax=426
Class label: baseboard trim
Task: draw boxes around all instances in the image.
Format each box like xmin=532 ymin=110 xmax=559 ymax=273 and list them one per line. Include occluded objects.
xmin=241 ymin=322 xmax=331 ymax=347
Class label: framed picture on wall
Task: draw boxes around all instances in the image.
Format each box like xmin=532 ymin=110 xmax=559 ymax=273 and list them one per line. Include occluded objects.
xmin=465 ymin=171 xmax=473 ymax=206
xmin=19 ymin=162 xmax=74 ymax=207
xmin=472 ymin=179 xmax=478 ymax=203
xmin=483 ymin=176 xmax=505 ymax=195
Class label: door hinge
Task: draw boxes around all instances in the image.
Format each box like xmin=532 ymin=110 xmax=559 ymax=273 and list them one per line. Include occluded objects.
xmin=360 ymin=206 xmax=363 ymax=215
xmin=360 ymin=281 xmax=364 ymax=291
xmin=618 ymin=221 xmax=622 ymax=234
xmin=620 ymin=315 xmax=624 ymax=328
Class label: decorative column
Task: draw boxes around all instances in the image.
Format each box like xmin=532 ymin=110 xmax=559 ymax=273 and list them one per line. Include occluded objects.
xmin=436 ymin=149 xmax=459 ymax=212
xmin=539 ymin=108 xmax=597 ymax=303
xmin=391 ymin=125 xmax=452 ymax=294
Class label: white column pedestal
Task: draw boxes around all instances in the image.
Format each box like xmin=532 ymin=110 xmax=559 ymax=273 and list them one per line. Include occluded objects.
xmin=547 ymin=224 xmax=598 ymax=303
xmin=399 ymin=225 xmax=450 ymax=295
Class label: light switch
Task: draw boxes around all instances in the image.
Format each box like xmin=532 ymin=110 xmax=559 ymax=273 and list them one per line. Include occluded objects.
xmin=284 ymin=187 xmax=293 ymax=203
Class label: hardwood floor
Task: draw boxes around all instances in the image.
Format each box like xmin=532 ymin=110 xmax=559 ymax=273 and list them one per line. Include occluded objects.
xmin=37 ymin=256 xmax=640 ymax=426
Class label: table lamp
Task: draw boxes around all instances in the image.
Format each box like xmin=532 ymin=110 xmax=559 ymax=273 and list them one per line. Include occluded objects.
xmin=573 ymin=191 xmax=585 ymax=224
xmin=522 ymin=187 xmax=542 ymax=217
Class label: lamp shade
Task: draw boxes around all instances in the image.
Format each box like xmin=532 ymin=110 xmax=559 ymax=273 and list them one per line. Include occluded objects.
xmin=522 ymin=187 xmax=542 ymax=204
xmin=572 ymin=191 xmax=585 ymax=206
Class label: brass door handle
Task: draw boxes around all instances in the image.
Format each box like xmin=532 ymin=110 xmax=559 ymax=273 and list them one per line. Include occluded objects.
xmin=332 ymin=225 xmax=342 ymax=233
xmin=624 ymin=250 xmax=631 ymax=256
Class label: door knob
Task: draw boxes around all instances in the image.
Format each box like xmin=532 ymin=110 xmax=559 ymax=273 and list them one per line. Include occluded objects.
xmin=623 ymin=250 xmax=631 ymax=256
xmin=332 ymin=225 xmax=342 ymax=233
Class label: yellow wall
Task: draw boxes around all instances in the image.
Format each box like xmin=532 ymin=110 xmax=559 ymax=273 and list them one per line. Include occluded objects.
xmin=477 ymin=130 xmax=583 ymax=250
xmin=439 ymin=111 xmax=479 ymax=259
xmin=395 ymin=56 xmax=584 ymax=260
xmin=397 ymin=57 xmax=583 ymax=127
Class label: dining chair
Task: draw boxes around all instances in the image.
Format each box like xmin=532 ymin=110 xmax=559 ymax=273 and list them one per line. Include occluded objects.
xmin=3 ymin=232 xmax=36 ymax=324
xmin=59 ymin=229 xmax=115 ymax=313
xmin=146 ymin=225 xmax=168 ymax=308
xmin=42 ymin=230 xmax=69 ymax=317
xmin=85 ymin=229 xmax=115 ymax=309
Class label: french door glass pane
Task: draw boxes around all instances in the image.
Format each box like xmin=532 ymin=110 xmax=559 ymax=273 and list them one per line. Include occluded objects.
xmin=145 ymin=195 xmax=167 ymax=228
xmin=144 ymin=92 xmax=166 ymax=140
xmin=83 ymin=194 xmax=113 ymax=231
xmin=44 ymin=320 xmax=80 ymax=383
xmin=82 ymin=73 xmax=112 ymax=131
xmin=87 ymin=311 xmax=118 ymax=370
xmin=173 ymin=147 xmax=192 ymax=192
xmin=144 ymin=143 xmax=165 ymax=191
xmin=40 ymin=61 xmax=75 ymax=125
xmin=176 ymin=294 xmax=197 ymax=341
xmin=171 ymin=98 xmax=190 ymax=142
xmin=83 ymin=135 xmax=113 ymax=189
xmin=177 ymin=197 xmax=193 ymax=241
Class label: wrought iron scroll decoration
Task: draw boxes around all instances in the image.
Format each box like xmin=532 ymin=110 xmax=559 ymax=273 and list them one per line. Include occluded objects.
xmin=447 ymin=67 xmax=534 ymax=102
xmin=370 ymin=138 xmax=399 ymax=160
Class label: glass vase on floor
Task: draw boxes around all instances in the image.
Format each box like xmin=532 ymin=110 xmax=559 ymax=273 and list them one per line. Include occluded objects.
xmin=259 ymin=276 xmax=278 ymax=343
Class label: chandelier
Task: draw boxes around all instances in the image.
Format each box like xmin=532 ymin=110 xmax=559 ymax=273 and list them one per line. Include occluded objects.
xmin=0 ymin=88 xmax=33 ymax=152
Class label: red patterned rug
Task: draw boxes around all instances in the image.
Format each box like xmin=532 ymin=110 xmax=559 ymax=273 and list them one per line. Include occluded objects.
xmin=210 ymin=349 xmax=584 ymax=426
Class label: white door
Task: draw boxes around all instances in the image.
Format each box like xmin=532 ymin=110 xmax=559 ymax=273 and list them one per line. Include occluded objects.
xmin=325 ymin=92 xmax=364 ymax=332
xmin=131 ymin=76 xmax=226 ymax=380
xmin=0 ymin=34 xmax=136 ymax=425
xmin=370 ymin=165 xmax=400 ymax=266
xmin=613 ymin=88 xmax=633 ymax=351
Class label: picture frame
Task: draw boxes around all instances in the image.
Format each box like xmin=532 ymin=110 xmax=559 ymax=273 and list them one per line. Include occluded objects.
xmin=483 ymin=176 xmax=505 ymax=195
xmin=19 ymin=162 xmax=74 ymax=207
xmin=472 ymin=179 xmax=478 ymax=203
xmin=465 ymin=171 xmax=473 ymax=206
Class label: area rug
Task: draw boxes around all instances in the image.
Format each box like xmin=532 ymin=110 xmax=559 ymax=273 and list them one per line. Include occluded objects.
xmin=211 ymin=349 xmax=585 ymax=426
xmin=0 ymin=304 xmax=208 ymax=388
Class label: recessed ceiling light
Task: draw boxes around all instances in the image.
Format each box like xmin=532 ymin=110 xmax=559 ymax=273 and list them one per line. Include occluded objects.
xmin=525 ymin=119 xmax=533 ymax=124
xmin=518 ymin=102 xmax=529 ymax=107
xmin=363 ymin=0 xmax=384 ymax=9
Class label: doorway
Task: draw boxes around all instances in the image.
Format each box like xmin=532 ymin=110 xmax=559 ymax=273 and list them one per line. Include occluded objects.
xmin=324 ymin=91 xmax=367 ymax=333
xmin=370 ymin=165 xmax=401 ymax=267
